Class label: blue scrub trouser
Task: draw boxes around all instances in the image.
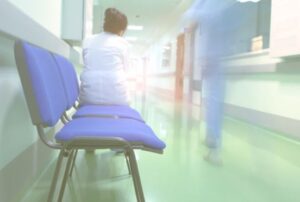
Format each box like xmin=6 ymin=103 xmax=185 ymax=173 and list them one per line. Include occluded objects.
xmin=203 ymin=73 xmax=224 ymax=149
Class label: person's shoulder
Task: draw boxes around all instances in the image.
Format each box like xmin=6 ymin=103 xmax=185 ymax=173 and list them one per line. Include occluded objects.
xmin=114 ymin=35 xmax=129 ymax=49
xmin=98 ymin=32 xmax=129 ymax=50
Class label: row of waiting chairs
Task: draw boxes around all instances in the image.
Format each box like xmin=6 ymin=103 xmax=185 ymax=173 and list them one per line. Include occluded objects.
xmin=14 ymin=41 xmax=166 ymax=202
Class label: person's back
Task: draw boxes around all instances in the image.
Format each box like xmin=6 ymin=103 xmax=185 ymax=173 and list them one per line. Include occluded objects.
xmin=79 ymin=8 xmax=130 ymax=105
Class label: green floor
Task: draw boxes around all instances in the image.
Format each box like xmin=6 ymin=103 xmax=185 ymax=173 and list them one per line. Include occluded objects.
xmin=20 ymin=95 xmax=300 ymax=202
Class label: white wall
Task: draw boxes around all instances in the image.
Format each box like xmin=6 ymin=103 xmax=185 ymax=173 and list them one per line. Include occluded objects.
xmin=8 ymin=0 xmax=62 ymax=37
xmin=0 ymin=2 xmax=66 ymax=201
xmin=225 ymin=72 xmax=300 ymax=121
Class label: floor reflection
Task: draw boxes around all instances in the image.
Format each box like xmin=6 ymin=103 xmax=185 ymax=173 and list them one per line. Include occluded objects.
xmin=19 ymin=92 xmax=300 ymax=202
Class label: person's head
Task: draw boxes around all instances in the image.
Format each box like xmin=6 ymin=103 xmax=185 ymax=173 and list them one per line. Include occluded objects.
xmin=103 ymin=8 xmax=128 ymax=36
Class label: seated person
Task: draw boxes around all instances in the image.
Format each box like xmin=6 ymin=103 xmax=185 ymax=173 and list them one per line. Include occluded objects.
xmin=79 ymin=8 xmax=130 ymax=106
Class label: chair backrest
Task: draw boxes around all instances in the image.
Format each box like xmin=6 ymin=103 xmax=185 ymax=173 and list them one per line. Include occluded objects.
xmin=52 ymin=54 xmax=80 ymax=108
xmin=14 ymin=41 xmax=68 ymax=127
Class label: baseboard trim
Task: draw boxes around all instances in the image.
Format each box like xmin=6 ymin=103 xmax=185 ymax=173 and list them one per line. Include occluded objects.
xmin=224 ymin=103 xmax=300 ymax=140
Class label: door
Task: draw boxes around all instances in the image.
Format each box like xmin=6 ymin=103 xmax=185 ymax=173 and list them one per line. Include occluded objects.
xmin=175 ymin=33 xmax=185 ymax=100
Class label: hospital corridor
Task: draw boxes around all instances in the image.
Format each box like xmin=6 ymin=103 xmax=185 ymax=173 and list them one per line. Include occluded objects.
xmin=1 ymin=0 xmax=300 ymax=202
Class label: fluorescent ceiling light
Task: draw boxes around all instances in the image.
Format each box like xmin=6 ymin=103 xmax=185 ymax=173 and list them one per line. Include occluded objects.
xmin=128 ymin=25 xmax=144 ymax=31
xmin=125 ymin=36 xmax=138 ymax=41
xmin=237 ymin=0 xmax=261 ymax=2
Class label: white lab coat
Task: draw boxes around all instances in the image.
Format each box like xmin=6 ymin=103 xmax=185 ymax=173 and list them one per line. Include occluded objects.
xmin=79 ymin=32 xmax=130 ymax=105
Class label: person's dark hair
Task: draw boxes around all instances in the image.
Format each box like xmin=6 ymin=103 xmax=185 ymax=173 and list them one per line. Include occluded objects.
xmin=103 ymin=8 xmax=128 ymax=35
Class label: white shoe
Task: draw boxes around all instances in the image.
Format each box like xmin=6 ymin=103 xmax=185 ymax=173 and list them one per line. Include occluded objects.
xmin=203 ymin=149 xmax=223 ymax=166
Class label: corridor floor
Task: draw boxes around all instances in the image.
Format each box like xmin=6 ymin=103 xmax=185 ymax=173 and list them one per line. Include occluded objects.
xmin=19 ymin=94 xmax=300 ymax=202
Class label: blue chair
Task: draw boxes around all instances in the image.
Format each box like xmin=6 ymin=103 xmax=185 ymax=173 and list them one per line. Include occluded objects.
xmin=14 ymin=41 xmax=166 ymax=202
xmin=52 ymin=49 xmax=145 ymax=180
xmin=52 ymin=53 xmax=144 ymax=122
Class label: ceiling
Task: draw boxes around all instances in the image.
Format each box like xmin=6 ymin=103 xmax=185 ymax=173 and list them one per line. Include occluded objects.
xmin=92 ymin=0 xmax=195 ymax=56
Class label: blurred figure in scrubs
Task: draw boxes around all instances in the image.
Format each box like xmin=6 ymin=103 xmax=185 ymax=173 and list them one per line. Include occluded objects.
xmin=79 ymin=8 xmax=130 ymax=106
xmin=183 ymin=0 xmax=254 ymax=165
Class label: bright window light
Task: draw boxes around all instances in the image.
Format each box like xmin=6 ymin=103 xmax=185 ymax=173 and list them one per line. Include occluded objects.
xmin=128 ymin=25 xmax=144 ymax=31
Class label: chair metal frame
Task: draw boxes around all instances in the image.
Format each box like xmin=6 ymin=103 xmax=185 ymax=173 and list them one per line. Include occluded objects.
xmin=36 ymin=120 xmax=162 ymax=202
xmin=15 ymin=41 xmax=164 ymax=202
xmin=61 ymin=111 xmax=142 ymax=182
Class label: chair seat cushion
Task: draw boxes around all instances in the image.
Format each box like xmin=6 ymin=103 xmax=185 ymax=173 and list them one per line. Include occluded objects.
xmin=55 ymin=117 xmax=166 ymax=150
xmin=73 ymin=105 xmax=144 ymax=122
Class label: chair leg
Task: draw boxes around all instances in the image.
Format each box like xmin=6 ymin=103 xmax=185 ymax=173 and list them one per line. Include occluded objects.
xmin=124 ymin=152 xmax=132 ymax=175
xmin=47 ymin=150 xmax=64 ymax=202
xmin=57 ymin=150 xmax=74 ymax=202
xmin=126 ymin=149 xmax=145 ymax=202
xmin=69 ymin=149 xmax=78 ymax=177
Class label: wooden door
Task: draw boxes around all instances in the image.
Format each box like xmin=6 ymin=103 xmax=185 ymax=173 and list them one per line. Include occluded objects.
xmin=175 ymin=34 xmax=185 ymax=100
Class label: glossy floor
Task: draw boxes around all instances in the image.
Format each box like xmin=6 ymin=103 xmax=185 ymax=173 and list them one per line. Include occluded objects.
xmin=20 ymin=94 xmax=300 ymax=202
